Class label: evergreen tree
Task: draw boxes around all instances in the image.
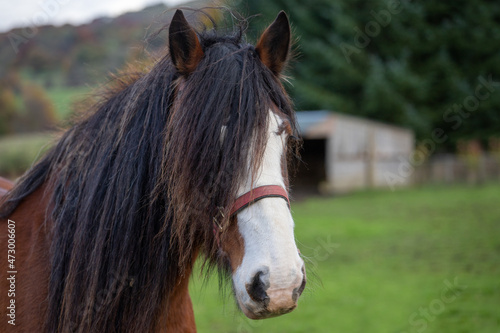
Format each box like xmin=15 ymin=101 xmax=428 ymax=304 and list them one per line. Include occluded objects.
xmin=236 ymin=0 xmax=500 ymax=149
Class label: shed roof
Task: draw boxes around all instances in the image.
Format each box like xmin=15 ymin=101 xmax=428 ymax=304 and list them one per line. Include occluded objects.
xmin=296 ymin=110 xmax=331 ymax=134
xmin=296 ymin=110 xmax=413 ymax=139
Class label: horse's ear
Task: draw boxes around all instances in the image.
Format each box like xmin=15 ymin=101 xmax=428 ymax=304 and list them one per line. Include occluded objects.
xmin=169 ymin=10 xmax=204 ymax=75
xmin=256 ymin=11 xmax=291 ymax=75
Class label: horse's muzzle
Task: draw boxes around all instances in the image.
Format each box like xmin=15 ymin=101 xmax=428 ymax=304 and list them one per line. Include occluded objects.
xmin=238 ymin=264 xmax=306 ymax=319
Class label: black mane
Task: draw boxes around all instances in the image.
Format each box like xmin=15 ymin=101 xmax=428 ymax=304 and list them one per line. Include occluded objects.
xmin=0 ymin=12 xmax=297 ymax=333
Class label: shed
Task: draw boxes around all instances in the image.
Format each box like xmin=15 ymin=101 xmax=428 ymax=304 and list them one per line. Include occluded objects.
xmin=295 ymin=111 xmax=414 ymax=193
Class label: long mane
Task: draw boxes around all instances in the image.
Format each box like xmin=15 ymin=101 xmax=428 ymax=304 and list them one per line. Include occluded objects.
xmin=0 ymin=12 xmax=297 ymax=333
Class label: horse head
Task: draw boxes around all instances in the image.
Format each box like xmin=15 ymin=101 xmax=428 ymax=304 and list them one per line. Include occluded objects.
xmin=168 ymin=10 xmax=306 ymax=319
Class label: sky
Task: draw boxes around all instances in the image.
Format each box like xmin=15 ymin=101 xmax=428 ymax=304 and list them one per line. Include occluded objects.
xmin=0 ymin=0 xmax=189 ymax=33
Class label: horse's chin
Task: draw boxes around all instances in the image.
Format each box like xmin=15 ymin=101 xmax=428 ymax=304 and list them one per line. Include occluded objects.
xmin=236 ymin=296 xmax=297 ymax=320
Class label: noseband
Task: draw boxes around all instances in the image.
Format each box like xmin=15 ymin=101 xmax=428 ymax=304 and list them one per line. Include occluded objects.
xmin=213 ymin=185 xmax=290 ymax=246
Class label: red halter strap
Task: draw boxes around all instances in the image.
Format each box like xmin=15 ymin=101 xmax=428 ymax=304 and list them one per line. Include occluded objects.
xmin=230 ymin=185 xmax=290 ymax=216
xmin=213 ymin=185 xmax=290 ymax=246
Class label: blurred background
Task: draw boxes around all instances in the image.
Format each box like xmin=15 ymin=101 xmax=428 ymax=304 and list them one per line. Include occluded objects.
xmin=0 ymin=0 xmax=499 ymax=332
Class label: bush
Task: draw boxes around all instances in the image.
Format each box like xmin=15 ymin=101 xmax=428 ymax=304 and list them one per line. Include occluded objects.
xmin=0 ymin=133 xmax=54 ymax=178
xmin=12 ymin=82 xmax=57 ymax=133
xmin=0 ymin=89 xmax=18 ymax=136
xmin=0 ymin=74 xmax=57 ymax=135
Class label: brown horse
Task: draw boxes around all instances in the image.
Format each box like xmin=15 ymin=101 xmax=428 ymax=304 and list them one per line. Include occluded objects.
xmin=0 ymin=178 xmax=13 ymax=196
xmin=0 ymin=10 xmax=305 ymax=332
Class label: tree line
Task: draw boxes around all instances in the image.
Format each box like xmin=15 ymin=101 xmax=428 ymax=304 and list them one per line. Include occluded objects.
xmin=237 ymin=0 xmax=500 ymax=151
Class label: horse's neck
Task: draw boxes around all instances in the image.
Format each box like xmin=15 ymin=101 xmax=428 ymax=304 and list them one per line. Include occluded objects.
xmin=158 ymin=252 xmax=198 ymax=332
xmin=0 ymin=182 xmax=52 ymax=331
xmin=0 ymin=175 xmax=198 ymax=332
xmin=0 ymin=177 xmax=13 ymax=197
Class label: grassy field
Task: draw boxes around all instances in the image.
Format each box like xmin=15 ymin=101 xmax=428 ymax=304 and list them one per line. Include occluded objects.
xmin=189 ymin=184 xmax=500 ymax=333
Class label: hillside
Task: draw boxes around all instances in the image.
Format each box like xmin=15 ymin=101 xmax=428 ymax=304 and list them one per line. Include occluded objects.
xmin=0 ymin=1 xmax=214 ymax=88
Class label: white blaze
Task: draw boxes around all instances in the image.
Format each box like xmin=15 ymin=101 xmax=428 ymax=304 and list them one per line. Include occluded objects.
xmin=233 ymin=110 xmax=304 ymax=316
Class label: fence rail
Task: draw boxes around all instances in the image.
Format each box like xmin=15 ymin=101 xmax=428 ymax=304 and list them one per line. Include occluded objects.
xmin=414 ymin=154 xmax=500 ymax=185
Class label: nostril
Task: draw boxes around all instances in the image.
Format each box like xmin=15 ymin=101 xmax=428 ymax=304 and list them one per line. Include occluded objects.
xmin=246 ymin=271 xmax=270 ymax=306
xmin=292 ymin=266 xmax=306 ymax=302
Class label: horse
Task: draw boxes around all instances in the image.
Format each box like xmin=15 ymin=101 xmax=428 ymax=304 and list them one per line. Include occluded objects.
xmin=0 ymin=177 xmax=13 ymax=196
xmin=0 ymin=10 xmax=305 ymax=332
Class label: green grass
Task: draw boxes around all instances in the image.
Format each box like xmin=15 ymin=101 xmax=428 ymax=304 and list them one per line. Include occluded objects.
xmin=189 ymin=184 xmax=500 ymax=333
xmin=46 ymin=86 xmax=92 ymax=120
xmin=0 ymin=133 xmax=55 ymax=178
